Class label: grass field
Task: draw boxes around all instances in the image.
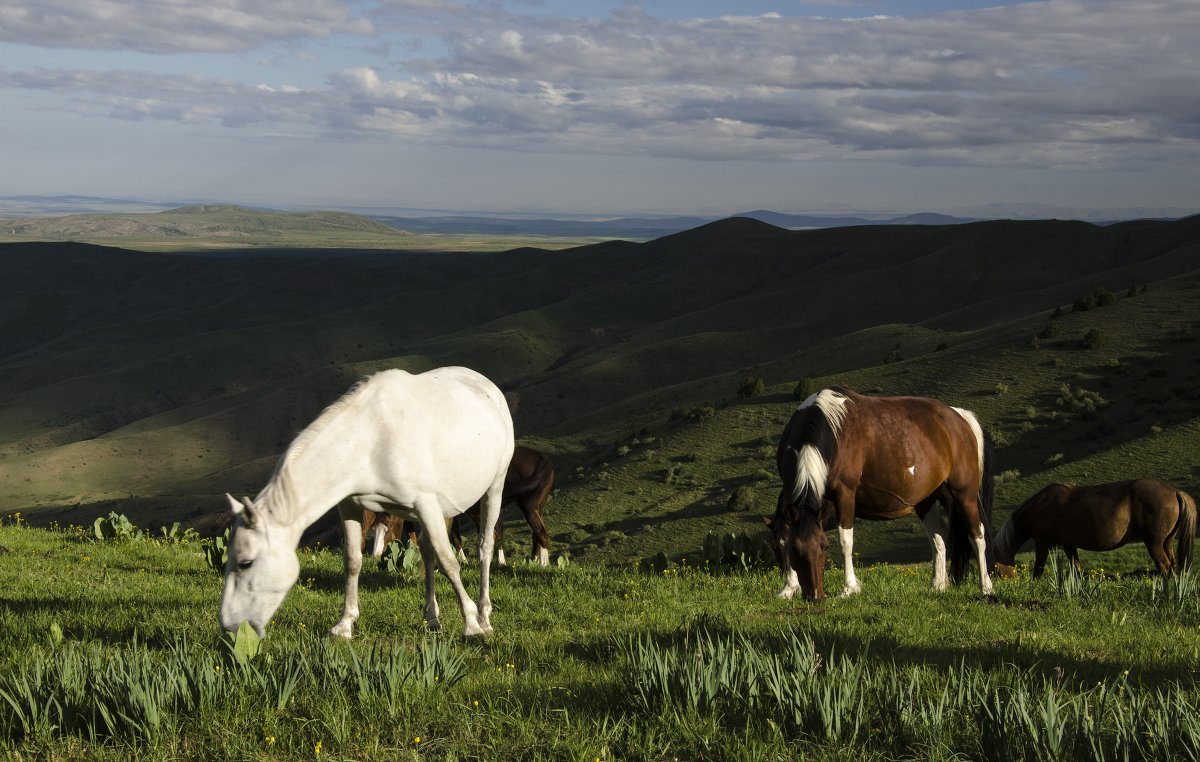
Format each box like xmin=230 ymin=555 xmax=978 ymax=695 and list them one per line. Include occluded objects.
xmin=1 ymin=518 xmax=1198 ymax=760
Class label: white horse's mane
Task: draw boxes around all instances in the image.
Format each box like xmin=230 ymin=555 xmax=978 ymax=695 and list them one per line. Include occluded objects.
xmin=257 ymin=375 xmax=376 ymax=522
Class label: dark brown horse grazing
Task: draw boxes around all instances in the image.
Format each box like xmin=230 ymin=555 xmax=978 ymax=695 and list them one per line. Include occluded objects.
xmin=450 ymin=445 xmax=555 ymax=566
xmin=767 ymin=387 xmax=995 ymax=600
xmin=992 ymin=479 xmax=1196 ymax=577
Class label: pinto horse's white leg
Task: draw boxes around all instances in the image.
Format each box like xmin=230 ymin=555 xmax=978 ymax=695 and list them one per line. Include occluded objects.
xmin=416 ymin=498 xmax=485 ymax=638
xmin=332 ymin=507 xmax=364 ymax=639
xmin=923 ymin=508 xmax=950 ymax=592
xmin=838 ymin=526 xmax=862 ymax=596
xmin=778 ymin=567 xmax=800 ymax=599
xmin=975 ymin=522 xmax=994 ymax=595
xmin=369 ymin=521 xmax=388 ymax=557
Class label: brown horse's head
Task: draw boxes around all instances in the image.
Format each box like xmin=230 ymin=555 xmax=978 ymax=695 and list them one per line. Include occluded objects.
xmin=767 ymin=502 xmax=828 ymax=600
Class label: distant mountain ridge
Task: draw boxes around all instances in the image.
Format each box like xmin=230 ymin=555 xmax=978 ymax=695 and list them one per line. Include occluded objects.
xmin=4 ymin=195 xmax=1196 ymax=241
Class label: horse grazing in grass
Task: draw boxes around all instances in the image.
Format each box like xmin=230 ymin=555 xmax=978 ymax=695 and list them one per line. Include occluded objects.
xmin=362 ymin=510 xmax=416 ymax=556
xmin=992 ymin=479 xmax=1196 ymax=577
xmin=450 ymin=445 xmax=555 ymax=567
xmin=219 ymin=367 xmax=514 ymax=639
xmin=767 ymin=387 xmax=995 ymax=600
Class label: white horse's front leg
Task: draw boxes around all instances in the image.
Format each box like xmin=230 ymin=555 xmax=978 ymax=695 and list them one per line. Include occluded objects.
xmin=838 ymin=525 xmax=862 ymax=596
xmin=331 ymin=510 xmax=363 ymax=639
xmin=923 ymin=508 xmax=949 ymax=591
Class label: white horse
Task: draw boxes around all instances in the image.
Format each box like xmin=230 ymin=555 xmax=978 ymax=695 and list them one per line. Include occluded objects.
xmin=218 ymin=366 xmax=514 ymax=640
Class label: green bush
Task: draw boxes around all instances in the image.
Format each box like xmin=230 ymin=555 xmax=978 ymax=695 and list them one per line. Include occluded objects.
xmin=1081 ymin=328 xmax=1102 ymax=349
xmin=738 ymin=376 xmax=766 ymax=399
xmin=203 ymin=528 xmax=231 ymax=573
xmin=793 ymin=376 xmax=818 ymax=401
xmin=726 ymin=485 xmax=757 ymax=513
xmin=92 ymin=512 xmax=139 ymax=542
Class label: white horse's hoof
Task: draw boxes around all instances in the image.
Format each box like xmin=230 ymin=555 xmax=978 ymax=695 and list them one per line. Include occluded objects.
xmin=463 ymin=622 xmax=489 ymax=639
xmin=329 ymin=623 xmax=353 ymax=639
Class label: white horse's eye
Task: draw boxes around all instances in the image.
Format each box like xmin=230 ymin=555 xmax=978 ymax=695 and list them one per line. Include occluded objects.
xmin=238 ymin=559 xmax=253 ymax=570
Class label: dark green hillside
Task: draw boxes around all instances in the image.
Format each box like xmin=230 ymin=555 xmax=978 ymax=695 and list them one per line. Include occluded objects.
xmin=1 ymin=215 xmax=1198 ymax=571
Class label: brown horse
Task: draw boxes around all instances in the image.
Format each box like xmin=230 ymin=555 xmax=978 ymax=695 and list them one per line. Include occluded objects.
xmin=450 ymin=445 xmax=555 ymax=566
xmin=767 ymin=387 xmax=995 ymax=600
xmin=992 ymin=479 xmax=1196 ymax=577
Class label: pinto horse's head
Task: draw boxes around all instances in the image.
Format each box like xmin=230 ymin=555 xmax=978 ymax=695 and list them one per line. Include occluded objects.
xmin=218 ymin=494 xmax=300 ymax=637
xmin=766 ymin=500 xmax=828 ymax=601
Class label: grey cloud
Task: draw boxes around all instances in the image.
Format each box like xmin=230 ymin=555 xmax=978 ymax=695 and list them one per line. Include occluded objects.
xmin=0 ymin=0 xmax=373 ymax=53
xmin=1 ymin=0 xmax=1197 ymax=169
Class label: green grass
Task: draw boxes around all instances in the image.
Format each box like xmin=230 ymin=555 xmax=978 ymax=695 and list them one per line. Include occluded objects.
xmin=2 ymin=519 xmax=1199 ymax=759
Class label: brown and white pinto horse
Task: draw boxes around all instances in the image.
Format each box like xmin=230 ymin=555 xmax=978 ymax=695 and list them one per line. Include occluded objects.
xmin=992 ymin=479 xmax=1196 ymax=577
xmin=450 ymin=446 xmax=555 ymax=566
xmin=361 ymin=510 xmax=416 ymax=556
xmin=768 ymin=387 xmax=995 ymax=600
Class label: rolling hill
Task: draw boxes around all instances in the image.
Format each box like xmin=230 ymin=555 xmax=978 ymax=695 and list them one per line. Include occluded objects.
xmin=1 ymin=212 xmax=1198 ymax=567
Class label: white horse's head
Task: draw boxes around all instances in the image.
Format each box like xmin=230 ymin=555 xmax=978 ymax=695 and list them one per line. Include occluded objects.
xmin=218 ymin=494 xmax=300 ymax=637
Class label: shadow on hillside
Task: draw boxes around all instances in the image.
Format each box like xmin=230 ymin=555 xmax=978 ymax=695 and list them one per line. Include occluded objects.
xmin=990 ymin=340 xmax=1200 ymax=480
xmin=7 ymin=495 xmax=232 ymax=537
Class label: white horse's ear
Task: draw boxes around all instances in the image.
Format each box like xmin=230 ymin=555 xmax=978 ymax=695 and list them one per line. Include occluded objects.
xmin=239 ymin=496 xmax=259 ymax=528
xmin=225 ymin=493 xmax=242 ymax=514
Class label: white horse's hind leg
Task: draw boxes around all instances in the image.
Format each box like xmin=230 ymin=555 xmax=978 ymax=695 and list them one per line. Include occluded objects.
xmin=923 ymin=507 xmax=950 ymax=591
xmin=975 ymin=522 xmax=994 ymax=595
xmin=476 ymin=480 xmax=504 ymax=635
xmin=416 ymin=529 xmax=442 ymax=631
xmin=332 ymin=506 xmax=364 ymax=639
xmin=416 ymin=498 xmax=485 ymax=637
xmin=838 ymin=526 xmax=862 ymax=596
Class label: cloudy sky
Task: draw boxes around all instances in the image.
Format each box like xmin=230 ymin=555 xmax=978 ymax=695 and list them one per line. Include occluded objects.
xmin=1 ymin=0 xmax=1197 ymax=216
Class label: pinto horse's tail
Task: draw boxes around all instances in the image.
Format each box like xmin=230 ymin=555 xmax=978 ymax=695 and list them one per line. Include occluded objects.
xmin=949 ymin=411 xmax=995 ymax=584
xmin=1177 ymin=490 xmax=1196 ymax=573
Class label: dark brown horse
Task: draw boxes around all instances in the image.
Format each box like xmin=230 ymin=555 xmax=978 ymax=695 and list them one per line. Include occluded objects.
xmin=992 ymin=479 xmax=1196 ymax=577
xmin=450 ymin=445 xmax=555 ymax=566
xmin=767 ymin=387 xmax=995 ymax=600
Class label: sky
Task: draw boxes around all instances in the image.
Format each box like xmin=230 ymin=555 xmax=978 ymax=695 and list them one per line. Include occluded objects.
xmin=1 ymin=0 xmax=1197 ymax=217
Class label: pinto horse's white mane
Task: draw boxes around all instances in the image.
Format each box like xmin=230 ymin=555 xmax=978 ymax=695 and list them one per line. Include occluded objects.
xmin=792 ymin=388 xmax=850 ymax=505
